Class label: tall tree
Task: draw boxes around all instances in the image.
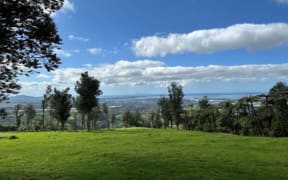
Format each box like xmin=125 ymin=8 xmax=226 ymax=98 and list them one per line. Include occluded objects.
xmin=75 ymin=72 xmax=102 ymax=131
xmin=102 ymin=102 xmax=109 ymax=129
xmin=50 ymin=88 xmax=72 ymax=130
xmin=14 ymin=104 xmax=24 ymax=129
xmin=158 ymin=96 xmax=172 ymax=128
xmin=24 ymin=104 xmax=36 ymax=130
xmin=168 ymin=82 xmax=184 ymax=129
xmin=0 ymin=0 xmax=64 ymax=100
xmin=41 ymin=85 xmax=52 ymax=128
xmin=148 ymin=110 xmax=155 ymax=128
xmin=110 ymin=113 xmax=116 ymax=128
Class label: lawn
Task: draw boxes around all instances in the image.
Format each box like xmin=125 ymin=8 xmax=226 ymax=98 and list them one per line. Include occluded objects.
xmin=0 ymin=128 xmax=287 ymax=179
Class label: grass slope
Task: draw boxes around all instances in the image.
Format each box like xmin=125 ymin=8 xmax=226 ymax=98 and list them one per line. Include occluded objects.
xmin=0 ymin=128 xmax=287 ymax=179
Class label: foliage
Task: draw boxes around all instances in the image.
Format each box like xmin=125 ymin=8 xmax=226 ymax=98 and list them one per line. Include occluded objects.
xmin=168 ymin=82 xmax=184 ymax=129
xmin=41 ymin=85 xmax=52 ymax=128
xmin=0 ymin=108 xmax=7 ymax=119
xmin=23 ymin=104 xmax=36 ymax=129
xmin=268 ymin=82 xmax=288 ymax=136
xmin=75 ymin=72 xmax=102 ymax=130
xmin=121 ymin=111 xmax=144 ymax=127
xmin=13 ymin=104 xmax=24 ymax=129
xmin=0 ymin=0 xmax=64 ymax=100
xmin=157 ymin=96 xmax=172 ymax=128
xmin=49 ymin=88 xmax=72 ymax=130
xmin=181 ymin=82 xmax=288 ymax=137
xmin=102 ymin=102 xmax=109 ymax=128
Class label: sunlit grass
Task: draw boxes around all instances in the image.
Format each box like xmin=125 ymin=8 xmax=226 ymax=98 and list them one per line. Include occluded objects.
xmin=0 ymin=128 xmax=287 ymax=179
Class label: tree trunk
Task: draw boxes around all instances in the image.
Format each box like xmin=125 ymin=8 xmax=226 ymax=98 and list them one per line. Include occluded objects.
xmin=61 ymin=122 xmax=64 ymax=130
xmin=106 ymin=115 xmax=109 ymax=129
xmin=176 ymin=122 xmax=179 ymax=130
xmin=86 ymin=115 xmax=91 ymax=131
xmin=42 ymin=108 xmax=45 ymax=129
xmin=81 ymin=113 xmax=85 ymax=130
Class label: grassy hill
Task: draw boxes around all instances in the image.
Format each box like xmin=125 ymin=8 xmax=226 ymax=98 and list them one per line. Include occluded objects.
xmin=0 ymin=128 xmax=287 ymax=179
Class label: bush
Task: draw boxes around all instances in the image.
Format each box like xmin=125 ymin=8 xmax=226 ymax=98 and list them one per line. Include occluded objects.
xmin=9 ymin=135 xmax=18 ymax=140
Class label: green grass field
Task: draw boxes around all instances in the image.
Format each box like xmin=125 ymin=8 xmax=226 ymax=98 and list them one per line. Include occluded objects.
xmin=0 ymin=128 xmax=287 ymax=180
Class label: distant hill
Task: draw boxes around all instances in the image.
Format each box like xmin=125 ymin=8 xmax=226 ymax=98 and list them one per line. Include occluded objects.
xmin=0 ymin=95 xmax=42 ymax=109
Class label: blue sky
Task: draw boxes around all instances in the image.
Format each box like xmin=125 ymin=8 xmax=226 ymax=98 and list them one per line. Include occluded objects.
xmin=20 ymin=0 xmax=288 ymax=96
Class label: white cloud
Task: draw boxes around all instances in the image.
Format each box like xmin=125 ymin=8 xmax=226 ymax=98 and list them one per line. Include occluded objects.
xmin=275 ymin=0 xmax=288 ymax=4
xmin=54 ymin=49 xmax=79 ymax=57
xmin=68 ymin=35 xmax=89 ymax=42
xmin=51 ymin=60 xmax=288 ymax=87
xmin=37 ymin=74 xmax=51 ymax=79
xmin=88 ymin=48 xmax=104 ymax=55
xmin=133 ymin=23 xmax=288 ymax=57
xmin=19 ymin=60 xmax=288 ymax=96
xmin=54 ymin=49 xmax=72 ymax=57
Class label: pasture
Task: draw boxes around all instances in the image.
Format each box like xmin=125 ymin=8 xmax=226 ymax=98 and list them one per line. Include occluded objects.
xmin=0 ymin=128 xmax=287 ymax=179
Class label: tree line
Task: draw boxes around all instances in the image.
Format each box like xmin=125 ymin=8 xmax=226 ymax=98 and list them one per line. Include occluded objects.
xmin=0 ymin=72 xmax=107 ymax=131
xmin=1 ymin=77 xmax=287 ymax=137
xmin=121 ymin=82 xmax=288 ymax=137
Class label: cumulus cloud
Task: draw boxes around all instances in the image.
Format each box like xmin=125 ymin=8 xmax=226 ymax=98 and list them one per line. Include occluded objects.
xmin=19 ymin=60 xmax=288 ymax=95
xmin=68 ymin=35 xmax=89 ymax=42
xmin=133 ymin=23 xmax=288 ymax=57
xmin=88 ymin=48 xmax=104 ymax=55
xmin=275 ymin=0 xmax=288 ymax=4
xmin=50 ymin=60 xmax=288 ymax=87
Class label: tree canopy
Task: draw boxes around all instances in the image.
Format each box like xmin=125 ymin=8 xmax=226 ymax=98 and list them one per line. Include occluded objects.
xmin=0 ymin=0 xmax=64 ymax=100
xmin=75 ymin=72 xmax=102 ymax=130
xmin=50 ymin=88 xmax=72 ymax=130
xmin=168 ymin=82 xmax=184 ymax=129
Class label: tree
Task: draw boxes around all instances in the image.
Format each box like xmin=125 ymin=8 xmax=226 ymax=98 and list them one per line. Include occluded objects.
xmin=14 ymin=104 xmax=24 ymax=129
xmin=0 ymin=108 xmax=7 ymax=120
xmin=168 ymin=82 xmax=184 ymax=129
xmin=148 ymin=110 xmax=155 ymax=128
xmin=158 ymin=96 xmax=172 ymax=128
xmin=218 ymin=101 xmax=235 ymax=133
xmin=89 ymin=106 xmax=101 ymax=129
xmin=24 ymin=104 xmax=36 ymax=130
xmin=199 ymin=96 xmax=210 ymax=109
xmin=75 ymin=72 xmax=102 ymax=131
xmin=41 ymin=85 xmax=52 ymax=128
xmin=122 ymin=111 xmax=131 ymax=128
xmin=110 ymin=113 xmax=116 ymax=128
xmin=50 ymin=88 xmax=72 ymax=130
xmin=268 ymin=82 xmax=288 ymax=136
xmin=102 ymin=102 xmax=109 ymax=129
xmin=154 ymin=109 xmax=162 ymax=128
xmin=0 ymin=0 xmax=64 ymax=101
